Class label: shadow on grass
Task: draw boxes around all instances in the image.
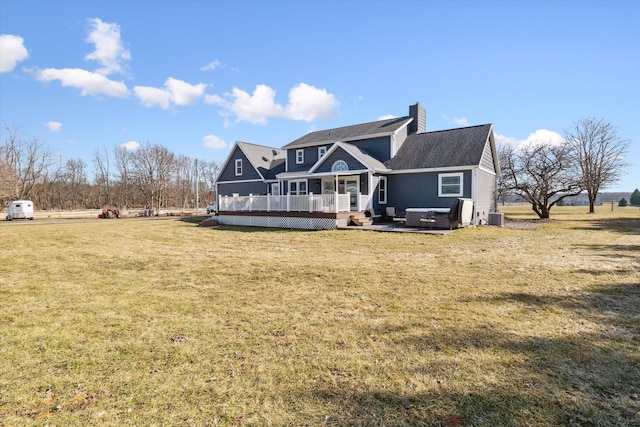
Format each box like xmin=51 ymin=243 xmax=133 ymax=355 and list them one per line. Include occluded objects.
xmin=304 ymin=283 xmax=640 ymax=426
xmin=571 ymin=217 xmax=640 ymax=235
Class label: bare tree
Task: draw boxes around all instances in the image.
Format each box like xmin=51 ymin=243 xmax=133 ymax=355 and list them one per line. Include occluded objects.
xmin=565 ymin=118 xmax=630 ymax=213
xmin=499 ymin=141 xmax=582 ymax=218
xmin=93 ymin=147 xmax=111 ymax=208
xmin=114 ymin=145 xmax=135 ymax=208
xmin=1 ymin=124 xmax=53 ymax=202
xmin=131 ymin=141 xmax=176 ymax=214
xmin=59 ymin=158 xmax=88 ymax=209
xmin=0 ymin=143 xmax=18 ymax=205
xmin=200 ymin=160 xmax=223 ymax=204
xmin=174 ymin=154 xmax=195 ymax=209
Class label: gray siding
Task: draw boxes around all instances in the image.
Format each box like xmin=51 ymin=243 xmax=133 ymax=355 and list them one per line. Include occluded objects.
xmin=349 ymin=136 xmax=392 ymax=162
xmin=218 ymin=181 xmax=269 ymax=197
xmin=387 ymin=170 xmax=472 ymax=211
xmin=480 ymin=140 xmax=495 ymax=172
xmin=218 ymin=146 xmax=262 ymax=182
xmin=393 ymin=126 xmax=409 ymax=158
xmin=316 ymin=147 xmax=366 ymax=173
xmin=475 ymin=169 xmax=496 ymax=223
xmin=286 ymin=145 xmax=334 ymax=172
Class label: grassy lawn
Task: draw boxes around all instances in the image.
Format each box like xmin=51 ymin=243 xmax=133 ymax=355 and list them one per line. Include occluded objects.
xmin=1 ymin=206 xmax=639 ymax=426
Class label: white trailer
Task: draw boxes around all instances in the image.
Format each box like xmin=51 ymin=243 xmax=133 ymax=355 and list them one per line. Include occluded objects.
xmin=5 ymin=200 xmax=35 ymax=221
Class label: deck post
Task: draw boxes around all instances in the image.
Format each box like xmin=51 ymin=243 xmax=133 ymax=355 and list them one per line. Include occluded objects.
xmin=249 ymin=194 xmax=253 ymax=212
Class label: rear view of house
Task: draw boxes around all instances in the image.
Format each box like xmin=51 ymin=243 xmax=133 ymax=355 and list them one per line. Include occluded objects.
xmin=214 ymin=102 xmax=500 ymax=230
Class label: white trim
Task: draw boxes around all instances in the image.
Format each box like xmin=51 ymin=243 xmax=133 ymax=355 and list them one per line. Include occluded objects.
xmin=296 ymin=149 xmax=304 ymax=164
xmin=438 ymin=172 xmax=464 ymax=197
xmin=318 ymin=146 xmax=327 ymax=159
xmin=387 ymin=165 xmax=476 ymax=174
xmin=331 ymin=160 xmax=349 ymax=172
xmin=288 ymin=179 xmax=308 ymax=195
xmin=278 ymin=169 xmax=369 ymax=180
xmin=378 ymin=176 xmax=387 ymax=204
xmin=235 ymin=159 xmax=243 ymax=176
xmin=216 ymin=178 xmax=265 ymax=184
xmin=478 ymin=165 xmax=497 ymax=175
xmin=308 ymin=141 xmax=388 ymax=174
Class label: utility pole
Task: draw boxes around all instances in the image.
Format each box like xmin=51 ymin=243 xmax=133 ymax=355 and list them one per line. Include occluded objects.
xmin=195 ymin=158 xmax=199 ymax=215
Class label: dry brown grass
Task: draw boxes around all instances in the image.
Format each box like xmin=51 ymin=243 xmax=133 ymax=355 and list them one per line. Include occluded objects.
xmin=0 ymin=205 xmax=638 ymax=426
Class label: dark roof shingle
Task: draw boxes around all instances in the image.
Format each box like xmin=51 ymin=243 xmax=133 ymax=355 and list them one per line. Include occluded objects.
xmin=384 ymin=124 xmax=493 ymax=170
xmin=283 ymin=116 xmax=413 ymax=149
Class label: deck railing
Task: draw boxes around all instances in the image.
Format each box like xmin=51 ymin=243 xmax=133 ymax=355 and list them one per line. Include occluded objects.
xmin=218 ymin=193 xmax=354 ymax=213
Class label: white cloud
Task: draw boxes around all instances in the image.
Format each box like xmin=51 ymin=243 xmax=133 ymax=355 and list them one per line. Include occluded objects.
xmin=36 ymin=67 xmax=129 ymax=98
xmin=165 ymin=77 xmax=207 ymax=106
xmin=200 ymin=60 xmax=223 ymax=71
xmin=134 ymin=77 xmax=207 ymax=109
xmin=202 ymin=134 xmax=228 ymax=150
xmin=497 ymin=129 xmax=565 ymax=150
xmin=206 ymin=83 xmax=339 ymax=125
xmin=286 ymin=83 xmax=339 ymax=122
xmin=120 ymin=141 xmax=140 ymax=151
xmin=43 ymin=121 xmax=62 ymax=132
xmin=378 ymin=114 xmax=396 ymax=121
xmin=84 ymin=18 xmax=131 ymax=76
xmin=204 ymin=93 xmax=228 ymax=107
xmin=133 ymin=85 xmax=171 ymax=109
xmin=453 ymin=117 xmax=469 ymax=126
xmin=520 ymin=129 xmax=565 ymax=148
xmin=0 ymin=34 xmax=29 ymax=73
xmin=495 ymin=133 xmax=520 ymax=148
xmin=228 ymin=84 xmax=285 ymax=125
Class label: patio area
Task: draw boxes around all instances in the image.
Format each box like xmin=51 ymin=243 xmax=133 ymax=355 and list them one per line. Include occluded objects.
xmin=338 ymin=221 xmax=456 ymax=234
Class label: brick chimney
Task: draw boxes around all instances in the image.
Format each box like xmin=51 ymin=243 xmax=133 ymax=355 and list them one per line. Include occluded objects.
xmin=408 ymin=102 xmax=426 ymax=134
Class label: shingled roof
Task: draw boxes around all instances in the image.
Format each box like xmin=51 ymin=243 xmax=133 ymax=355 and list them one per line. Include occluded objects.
xmin=384 ymin=124 xmax=493 ymax=170
xmin=283 ymin=116 xmax=413 ymax=149
xmin=236 ymin=141 xmax=286 ymax=180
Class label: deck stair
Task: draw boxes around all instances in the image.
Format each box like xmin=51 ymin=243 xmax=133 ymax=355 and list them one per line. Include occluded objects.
xmin=348 ymin=213 xmax=375 ymax=227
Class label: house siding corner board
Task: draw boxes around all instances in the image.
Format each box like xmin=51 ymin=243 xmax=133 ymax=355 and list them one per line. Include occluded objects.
xmin=388 ymin=171 xmax=472 ymax=211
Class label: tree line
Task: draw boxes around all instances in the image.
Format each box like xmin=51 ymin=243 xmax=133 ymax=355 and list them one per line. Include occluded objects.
xmin=1 ymin=125 xmax=223 ymax=214
xmin=499 ymin=118 xmax=632 ymax=218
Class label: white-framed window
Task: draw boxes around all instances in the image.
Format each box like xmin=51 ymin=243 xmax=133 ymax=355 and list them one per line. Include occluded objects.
xmin=438 ymin=172 xmax=463 ymax=197
xmin=235 ymin=159 xmax=242 ymax=176
xmin=378 ymin=176 xmax=387 ymax=204
xmin=296 ymin=149 xmax=304 ymax=164
xmin=271 ymin=183 xmax=280 ymax=196
xmin=289 ymin=180 xmax=308 ymax=195
xmin=318 ymin=146 xmax=327 ymax=159
xmin=331 ymin=160 xmax=349 ymax=172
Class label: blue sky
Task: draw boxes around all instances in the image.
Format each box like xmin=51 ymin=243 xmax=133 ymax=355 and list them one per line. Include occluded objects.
xmin=1 ymin=0 xmax=638 ymax=192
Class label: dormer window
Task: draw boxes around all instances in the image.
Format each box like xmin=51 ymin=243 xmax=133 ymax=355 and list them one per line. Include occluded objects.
xmin=331 ymin=160 xmax=349 ymax=172
xmin=296 ymin=149 xmax=304 ymax=164
xmin=318 ymin=146 xmax=327 ymax=159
